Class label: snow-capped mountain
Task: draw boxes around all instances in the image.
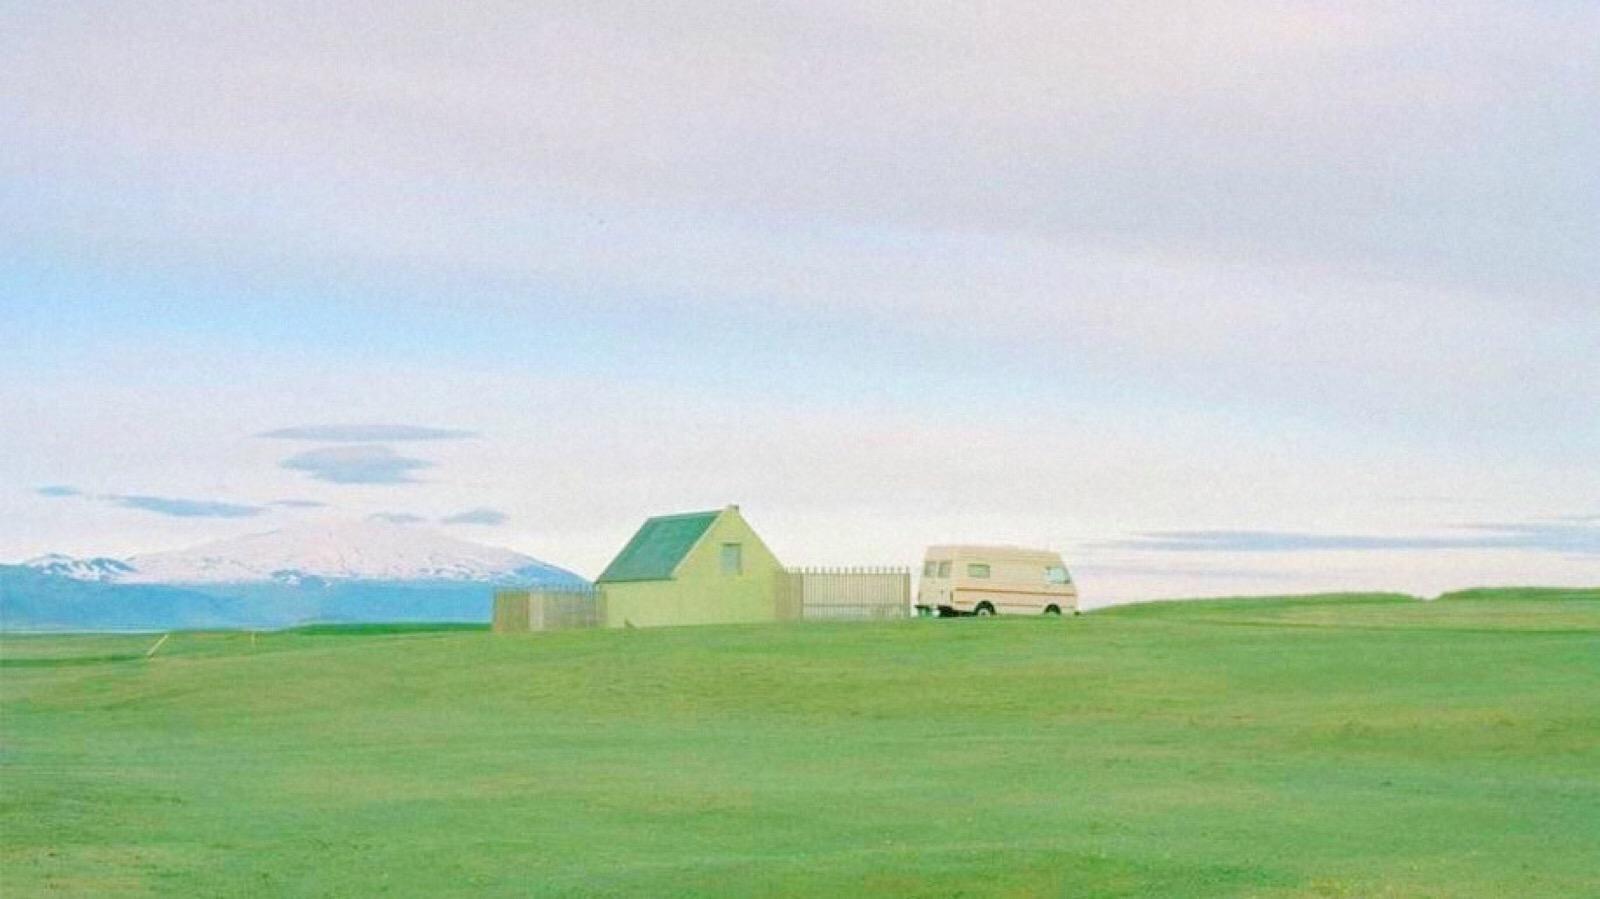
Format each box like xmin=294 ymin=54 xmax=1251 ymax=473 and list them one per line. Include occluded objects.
xmin=119 ymin=521 xmax=580 ymax=585
xmin=3 ymin=522 xmax=586 ymax=630
xmin=22 ymin=554 xmax=135 ymax=582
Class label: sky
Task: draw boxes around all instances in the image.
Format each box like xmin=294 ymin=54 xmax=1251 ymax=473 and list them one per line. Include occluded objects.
xmin=3 ymin=1 xmax=1597 ymax=601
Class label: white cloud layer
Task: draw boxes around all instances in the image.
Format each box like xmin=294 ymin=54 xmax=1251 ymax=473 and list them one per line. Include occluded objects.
xmin=3 ymin=3 xmax=1596 ymax=599
xmin=280 ymin=445 xmax=435 ymax=485
xmin=260 ymin=424 xmax=477 ymax=442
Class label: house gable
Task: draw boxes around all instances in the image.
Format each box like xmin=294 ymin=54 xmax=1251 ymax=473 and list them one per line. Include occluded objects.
xmin=677 ymin=506 xmax=782 ymax=580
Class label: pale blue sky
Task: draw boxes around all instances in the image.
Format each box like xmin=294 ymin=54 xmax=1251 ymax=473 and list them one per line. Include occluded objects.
xmin=3 ymin=2 xmax=1596 ymax=598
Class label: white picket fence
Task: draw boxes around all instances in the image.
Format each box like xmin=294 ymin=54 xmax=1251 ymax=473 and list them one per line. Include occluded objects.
xmin=779 ymin=567 xmax=911 ymax=621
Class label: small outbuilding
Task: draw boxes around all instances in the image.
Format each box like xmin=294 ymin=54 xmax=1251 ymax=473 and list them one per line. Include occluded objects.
xmin=596 ymin=505 xmax=784 ymax=628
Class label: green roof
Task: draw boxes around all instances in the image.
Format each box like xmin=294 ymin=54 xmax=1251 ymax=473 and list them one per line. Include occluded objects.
xmin=596 ymin=510 xmax=720 ymax=583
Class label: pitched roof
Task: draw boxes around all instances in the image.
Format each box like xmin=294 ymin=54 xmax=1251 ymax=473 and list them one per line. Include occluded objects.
xmin=596 ymin=510 xmax=721 ymax=583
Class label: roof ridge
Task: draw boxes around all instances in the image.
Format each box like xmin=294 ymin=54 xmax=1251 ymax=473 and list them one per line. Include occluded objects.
xmin=642 ymin=509 xmax=721 ymax=522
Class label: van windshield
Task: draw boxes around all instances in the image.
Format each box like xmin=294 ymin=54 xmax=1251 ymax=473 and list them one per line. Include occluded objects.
xmin=936 ymin=561 xmax=951 ymax=577
xmin=1046 ymin=565 xmax=1071 ymax=585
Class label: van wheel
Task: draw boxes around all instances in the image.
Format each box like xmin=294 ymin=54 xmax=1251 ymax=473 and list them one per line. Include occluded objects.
xmin=1043 ymin=605 xmax=1061 ymax=616
xmin=974 ymin=603 xmax=995 ymax=617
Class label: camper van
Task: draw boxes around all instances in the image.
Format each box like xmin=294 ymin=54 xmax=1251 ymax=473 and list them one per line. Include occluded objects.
xmin=915 ymin=545 xmax=1078 ymax=617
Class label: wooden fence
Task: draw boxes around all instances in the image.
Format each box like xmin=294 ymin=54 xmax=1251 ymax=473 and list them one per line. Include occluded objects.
xmin=492 ymin=586 xmax=603 ymax=633
xmin=778 ymin=567 xmax=911 ymax=621
xmin=495 ymin=570 xmax=911 ymax=632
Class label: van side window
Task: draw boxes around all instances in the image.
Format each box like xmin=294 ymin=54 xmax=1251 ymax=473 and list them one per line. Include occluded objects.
xmin=937 ymin=561 xmax=951 ymax=577
xmin=923 ymin=561 xmax=937 ymax=577
xmin=967 ymin=563 xmax=991 ymax=578
xmin=1046 ymin=565 xmax=1071 ymax=585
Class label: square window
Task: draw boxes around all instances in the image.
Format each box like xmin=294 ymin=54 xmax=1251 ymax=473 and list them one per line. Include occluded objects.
xmin=720 ymin=543 xmax=743 ymax=575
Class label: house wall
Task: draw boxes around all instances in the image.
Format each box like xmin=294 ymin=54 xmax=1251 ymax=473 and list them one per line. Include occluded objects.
xmin=602 ymin=509 xmax=784 ymax=628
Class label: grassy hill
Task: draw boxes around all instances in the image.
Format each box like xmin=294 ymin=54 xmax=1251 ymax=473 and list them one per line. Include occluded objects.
xmin=3 ymin=588 xmax=1597 ymax=896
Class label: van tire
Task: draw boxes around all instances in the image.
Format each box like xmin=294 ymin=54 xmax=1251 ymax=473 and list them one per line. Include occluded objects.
xmin=974 ymin=602 xmax=996 ymax=617
xmin=1043 ymin=604 xmax=1062 ymax=616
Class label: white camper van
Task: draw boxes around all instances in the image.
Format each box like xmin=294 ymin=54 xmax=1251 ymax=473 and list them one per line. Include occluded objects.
xmin=915 ymin=545 xmax=1078 ymax=617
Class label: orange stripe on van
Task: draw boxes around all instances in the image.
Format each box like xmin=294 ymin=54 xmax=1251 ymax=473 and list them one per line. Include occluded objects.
xmin=953 ymin=587 xmax=1073 ymax=596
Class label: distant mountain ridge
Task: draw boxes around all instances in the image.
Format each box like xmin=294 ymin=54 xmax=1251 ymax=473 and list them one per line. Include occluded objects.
xmin=118 ymin=521 xmax=570 ymax=585
xmin=3 ymin=522 xmax=586 ymax=631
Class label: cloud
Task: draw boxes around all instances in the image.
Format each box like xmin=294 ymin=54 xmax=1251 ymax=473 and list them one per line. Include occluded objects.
xmin=440 ymin=507 xmax=508 ymax=526
xmin=1074 ymin=564 xmax=1298 ymax=582
xmin=104 ymin=495 xmax=266 ymax=518
xmin=1463 ymin=521 xmax=1600 ymax=556
xmin=1386 ymin=495 xmax=1487 ymax=506
xmin=368 ymin=512 xmax=426 ymax=525
xmin=258 ymin=424 xmax=477 ymax=442
xmin=280 ymin=445 xmax=432 ymax=484
xmin=35 ymin=484 xmax=266 ymax=518
xmin=5 ymin=0 xmax=1597 ymax=464
xmin=269 ymin=499 xmax=326 ymax=508
xmin=1105 ymin=521 xmax=1600 ymax=556
xmin=4 ymin=4 xmax=1596 ymax=601
xmin=25 ymin=0 xmax=1589 ymax=293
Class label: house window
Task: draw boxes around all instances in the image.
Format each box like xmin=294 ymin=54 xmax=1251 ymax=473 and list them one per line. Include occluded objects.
xmin=937 ymin=560 xmax=951 ymax=577
xmin=720 ymin=543 xmax=743 ymax=575
xmin=967 ymin=563 xmax=991 ymax=578
xmin=1046 ymin=565 xmax=1071 ymax=585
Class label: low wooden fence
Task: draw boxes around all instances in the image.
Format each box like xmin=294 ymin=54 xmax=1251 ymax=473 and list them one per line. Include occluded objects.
xmin=778 ymin=567 xmax=911 ymax=621
xmin=492 ymin=586 xmax=603 ymax=633
xmin=495 ymin=570 xmax=911 ymax=632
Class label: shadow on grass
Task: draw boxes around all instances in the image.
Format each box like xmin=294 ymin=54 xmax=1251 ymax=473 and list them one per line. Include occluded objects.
xmin=282 ymin=622 xmax=490 ymax=637
xmin=0 ymin=653 xmax=144 ymax=668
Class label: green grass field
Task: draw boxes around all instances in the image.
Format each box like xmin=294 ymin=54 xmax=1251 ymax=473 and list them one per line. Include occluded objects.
xmin=3 ymin=589 xmax=1597 ymax=897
